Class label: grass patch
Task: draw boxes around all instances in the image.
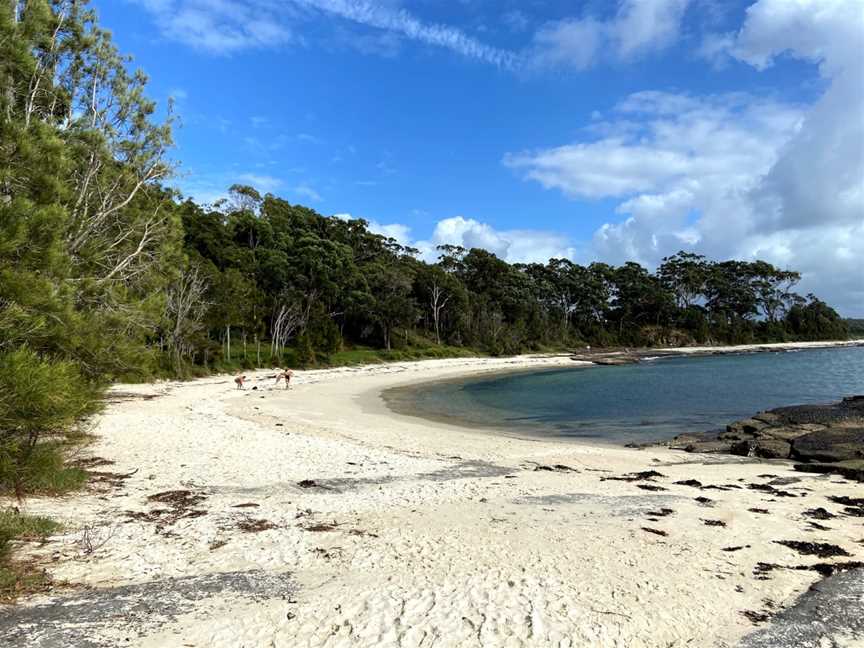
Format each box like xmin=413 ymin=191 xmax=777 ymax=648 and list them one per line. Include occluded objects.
xmin=0 ymin=441 xmax=89 ymax=496
xmin=0 ymin=508 xmax=60 ymax=601
xmin=319 ymin=345 xmax=483 ymax=367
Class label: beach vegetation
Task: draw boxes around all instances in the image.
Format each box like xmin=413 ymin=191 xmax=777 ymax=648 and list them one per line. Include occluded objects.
xmin=0 ymin=508 xmax=59 ymax=600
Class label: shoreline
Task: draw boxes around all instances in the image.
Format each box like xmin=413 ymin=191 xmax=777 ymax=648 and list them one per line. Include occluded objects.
xmin=379 ymin=339 xmax=864 ymax=448
xmin=2 ymin=346 xmax=864 ymax=647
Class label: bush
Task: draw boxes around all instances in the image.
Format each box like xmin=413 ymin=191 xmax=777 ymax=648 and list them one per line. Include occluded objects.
xmin=0 ymin=348 xmax=101 ymax=496
xmin=294 ymin=334 xmax=316 ymax=367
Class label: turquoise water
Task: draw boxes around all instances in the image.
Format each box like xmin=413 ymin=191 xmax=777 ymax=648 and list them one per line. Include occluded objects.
xmin=392 ymin=347 xmax=864 ymax=443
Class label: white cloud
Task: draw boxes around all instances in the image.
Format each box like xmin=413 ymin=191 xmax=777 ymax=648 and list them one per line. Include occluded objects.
xmin=293 ymin=184 xmax=323 ymax=202
xmin=295 ymin=133 xmax=322 ymax=143
xmin=177 ymin=169 xmax=283 ymax=204
xmin=169 ymin=87 xmax=188 ymax=101
xmin=505 ymin=91 xmax=803 ymax=200
xmin=133 ymin=0 xmax=294 ymax=53
xmin=332 ymin=214 xmax=575 ymax=264
xmin=412 ymin=216 xmax=576 ymax=264
xmin=236 ymin=173 xmax=283 ymax=192
xmin=370 ymin=221 xmax=412 ymax=244
xmin=508 ymin=0 xmax=864 ymax=315
xmin=331 ymin=212 xmax=412 ymax=245
xmin=530 ymin=0 xmax=690 ymax=70
xmin=502 ymin=10 xmax=530 ymax=34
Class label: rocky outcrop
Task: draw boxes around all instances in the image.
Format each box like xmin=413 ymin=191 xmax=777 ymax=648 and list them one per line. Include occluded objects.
xmin=570 ymin=353 xmax=640 ymax=365
xmin=666 ymin=396 xmax=864 ymax=481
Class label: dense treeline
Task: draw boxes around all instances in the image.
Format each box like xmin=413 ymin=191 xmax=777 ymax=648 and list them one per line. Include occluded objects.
xmin=0 ymin=2 xmax=851 ymax=502
xmin=847 ymin=319 xmax=864 ymax=337
xmin=174 ymin=193 xmax=849 ymax=371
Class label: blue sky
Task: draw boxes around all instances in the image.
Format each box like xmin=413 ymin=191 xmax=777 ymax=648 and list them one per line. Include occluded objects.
xmin=95 ymin=0 xmax=863 ymax=315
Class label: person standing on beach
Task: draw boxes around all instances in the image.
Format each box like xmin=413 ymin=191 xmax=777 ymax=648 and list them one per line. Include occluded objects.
xmin=275 ymin=368 xmax=293 ymax=390
xmin=234 ymin=374 xmax=248 ymax=390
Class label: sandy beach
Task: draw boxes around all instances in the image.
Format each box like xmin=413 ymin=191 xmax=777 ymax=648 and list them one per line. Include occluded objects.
xmin=3 ymin=343 xmax=864 ymax=648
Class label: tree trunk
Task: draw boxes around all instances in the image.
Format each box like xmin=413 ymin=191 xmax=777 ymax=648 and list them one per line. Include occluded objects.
xmin=226 ymin=325 xmax=231 ymax=362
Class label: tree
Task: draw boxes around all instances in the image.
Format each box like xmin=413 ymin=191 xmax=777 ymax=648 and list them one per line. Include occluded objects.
xmin=163 ymin=264 xmax=209 ymax=370
xmin=366 ymin=263 xmax=417 ymax=350
xmin=658 ymin=251 xmax=708 ymax=310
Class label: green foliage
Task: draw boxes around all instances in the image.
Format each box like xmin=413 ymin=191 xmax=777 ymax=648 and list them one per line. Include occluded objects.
xmin=846 ymin=319 xmax=864 ymax=337
xmin=294 ymin=333 xmax=316 ymax=367
xmin=0 ymin=510 xmax=60 ymax=559
xmin=0 ymin=508 xmax=59 ymax=600
xmin=0 ymin=1 xmax=177 ymax=502
xmin=0 ymin=349 xmax=100 ymax=496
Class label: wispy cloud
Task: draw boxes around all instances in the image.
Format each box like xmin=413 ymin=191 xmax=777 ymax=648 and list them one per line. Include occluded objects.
xmin=133 ymin=0 xmax=695 ymax=71
xmin=292 ymin=0 xmax=521 ymax=69
xmin=529 ymin=0 xmax=690 ymax=71
xmin=293 ymin=184 xmax=323 ymax=202
xmin=132 ymin=0 xmax=295 ymax=54
xmin=236 ymin=173 xmax=283 ymax=192
xmin=296 ymin=133 xmax=322 ymax=143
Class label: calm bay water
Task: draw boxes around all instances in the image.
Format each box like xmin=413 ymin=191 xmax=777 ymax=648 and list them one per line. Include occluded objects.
xmin=388 ymin=346 xmax=864 ymax=444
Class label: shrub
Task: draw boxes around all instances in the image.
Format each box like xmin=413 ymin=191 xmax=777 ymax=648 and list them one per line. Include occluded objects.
xmin=0 ymin=348 xmax=101 ymax=497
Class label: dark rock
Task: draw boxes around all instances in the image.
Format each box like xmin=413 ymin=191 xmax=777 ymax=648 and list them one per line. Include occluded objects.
xmin=729 ymin=418 xmax=769 ymax=434
xmin=748 ymin=483 xmax=798 ymax=497
xmin=753 ymin=411 xmax=783 ymax=425
xmin=720 ymin=429 xmax=758 ymax=441
xmin=765 ymin=476 xmax=801 ymax=486
xmin=794 ymin=460 xmax=864 ymax=482
xmin=802 ymin=507 xmax=836 ymax=520
xmin=771 ymin=402 xmax=864 ymax=426
xmin=742 ymin=610 xmax=770 ymax=624
xmin=761 ymin=426 xmax=810 ymax=442
xmin=601 ymin=470 xmax=666 ymax=482
xmin=730 ymin=439 xmax=791 ymax=459
xmin=674 ymin=479 xmax=703 ymax=488
xmin=827 ymin=495 xmax=864 ymax=507
xmin=841 ymin=394 xmax=864 ymax=408
xmin=791 ymin=428 xmax=864 ymax=463
xmin=841 ymin=507 xmax=864 ymax=517
xmin=683 ymin=440 xmax=733 ymax=454
xmin=645 ymin=508 xmax=675 ymax=517
xmin=533 ymin=464 xmax=578 ymax=473
xmin=773 ymin=540 xmax=851 ymax=558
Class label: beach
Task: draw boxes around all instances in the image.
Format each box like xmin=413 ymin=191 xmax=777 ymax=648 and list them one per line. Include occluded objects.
xmin=3 ymin=343 xmax=864 ymax=647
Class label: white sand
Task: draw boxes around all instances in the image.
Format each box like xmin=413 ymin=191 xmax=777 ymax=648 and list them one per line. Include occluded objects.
xmin=5 ymin=344 xmax=864 ymax=647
